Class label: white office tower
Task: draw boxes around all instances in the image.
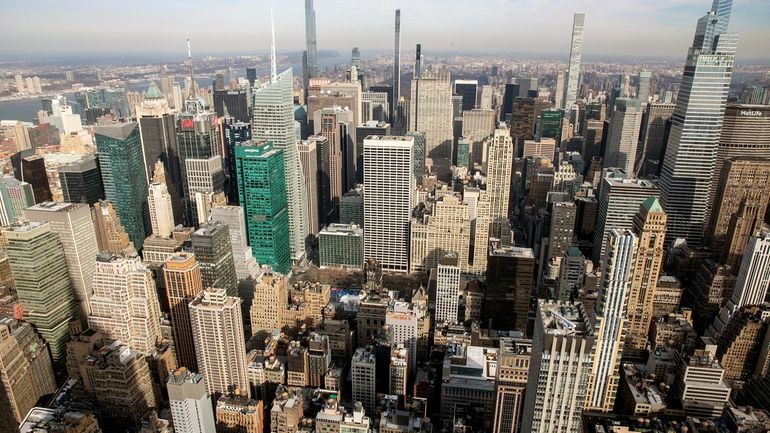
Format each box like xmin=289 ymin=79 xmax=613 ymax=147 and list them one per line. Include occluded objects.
xmin=521 ymin=300 xmax=594 ymax=433
xmin=24 ymin=202 xmax=98 ymax=321
xmin=363 ymin=136 xmax=414 ymax=272
xmin=210 ymin=205 xmax=260 ymax=280
xmin=660 ymin=0 xmax=738 ymax=245
xmin=185 ymin=156 xmax=224 ymax=226
xmin=189 ymin=288 xmax=250 ymax=398
xmin=253 ymin=68 xmax=310 ymax=262
xmin=409 ymin=69 xmax=454 ymax=176
xmin=587 ymin=229 xmax=635 ymax=412
xmin=435 ymin=253 xmax=461 ymax=324
xmin=87 ymin=253 xmax=163 ymax=354
xmin=167 ymin=368 xmax=217 ymax=433
xmin=604 ymin=98 xmax=643 ymax=175
xmin=563 ymin=13 xmax=586 ymax=109
xmin=147 ymin=180 xmax=175 ymax=238
xmin=708 ymin=233 xmax=770 ymax=339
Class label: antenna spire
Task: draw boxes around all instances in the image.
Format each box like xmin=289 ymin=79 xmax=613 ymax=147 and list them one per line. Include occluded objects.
xmin=270 ymin=9 xmax=277 ymax=83
xmin=187 ymin=38 xmax=196 ymax=99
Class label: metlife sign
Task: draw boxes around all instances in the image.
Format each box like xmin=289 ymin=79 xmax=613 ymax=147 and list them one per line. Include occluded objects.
xmin=739 ymin=110 xmax=764 ymax=117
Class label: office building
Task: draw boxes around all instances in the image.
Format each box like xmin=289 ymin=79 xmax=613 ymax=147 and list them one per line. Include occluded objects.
xmin=0 ymin=318 xmax=57 ymax=428
xmin=493 ymin=338 xmax=531 ymax=433
xmin=563 ymin=13 xmax=586 ymax=108
xmin=192 ymin=222 xmax=238 ymax=296
xmin=660 ymin=1 xmax=738 ymax=245
xmin=88 ymin=253 xmax=162 ymax=354
xmin=253 ymin=68 xmax=310 ymax=262
xmin=462 ymin=108 xmax=496 ymax=165
xmin=271 ymin=387 xmax=304 ymax=433
xmin=298 ymin=137 xmax=320 ymax=235
xmin=94 ymin=122 xmax=150 ymax=250
xmin=454 ymin=79 xmax=478 ymax=111
xmin=363 ymin=136 xmax=414 ymax=272
xmin=386 ymin=301 xmax=419 ymax=374
xmin=147 ymin=161 xmax=176 ymax=238
xmin=625 ymin=197 xmax=667 ymax=356
xmin=314 ymin=107 xmax=355 ymax=221
xmin=716 ymin=305 xmax=770 ymax=381
xmin=351 ymin=346 xmax=377 ymax=417
xmin=706 ymin=158 xmax=770 ymax=269
xmin=389 ymin=346 xmax=409 ymax=397
xmin=213 ymin=89 xmax=249 ymax=122
xmin=557 ymin=247 xmax=589 ymax=301
xmin=484 ymin=247 xmax=535 ymax=332
xmin=215 ymin=394 xmax=264 ymax=433
xmin=210 ymin=205 xmax=260 ymax=281
xmin=234 ymin=140 xmax=291 ymax=274
xmin=319 ymin=223 xmax=364 ymax=269
xmin=604 ymin=98 xmax=643 ymax=174
xmin=163 ymin=253 xmax=203 ymax=371
xmin=20 ymin=155 xmax=52 ymax=203
xmin=286 ymin=340 xmax=309 ymax=387
xmin=223 ymin=119 xmax=252 ymax=204
xmin=673 ymin=349 xmax=730 ymax=418
xmin=410 ymin=194 xmax=471 ymax=273
xmin=189 ymin=288 xmax=249 ymax=398
xmin=3 ymin=222 xmax=77 ymax=375
xmin=637 ymin=71 xmax=651 ymax=102
xmin=78 ymin=341 xmax=156 ymax=429
xmin=587 ymin=230 xmax=635 ymax=412
xmin=168 ymin=368 xmax=217 ymax=433
xmin=440 ymin=343 xmax=498 ymax=427
xmin=639 ymin=103 xmax=675 ymax=175
xmin=91 ymin=200 xmax=135 ymax=256
xmin=250 ymin=273 xmax=288 ymax=337
xmin=547 ymin=201 xmax=576 ymax=261
xmin=394 ymin=9 xmax=402 ymax=114
xmin=409 ymin=69 xmax=454 ymax=175
xmin=185 ymin=156 xmax=225 ymax=226
xmin=24 ymin=202 xmax=98 ymax=322
xmin=592 ymin=172 xmax=659 ymax=264
xmin=355 ymin=121 xmax=390 ymax=182
xmin=340 ymin=186 xmax=364 ymax=227
xmin=58 ymin=154 xmax=105 ymax=205
xmin=435 ymin=254 xmax=461 ymax=324
xmin=521 ymin=301 xmax=594 ymax=433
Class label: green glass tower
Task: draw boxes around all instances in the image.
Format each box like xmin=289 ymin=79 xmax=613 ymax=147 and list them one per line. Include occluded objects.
xmin=3 ymin=221 xmax=77 ymax=379
xmin=94 ymin=122 xmax=150 ymax=250
xmin=235 ymin=140 xmax=291 ymax=274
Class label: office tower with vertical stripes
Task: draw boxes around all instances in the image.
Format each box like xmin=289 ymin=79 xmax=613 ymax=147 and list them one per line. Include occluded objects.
xmin=660 ymin=0 xmax=738 ymax=245
xmin=604 ymin=98 xmax=643 ymax=175
xmin=163 ymin=253 xmax=203 ymax=371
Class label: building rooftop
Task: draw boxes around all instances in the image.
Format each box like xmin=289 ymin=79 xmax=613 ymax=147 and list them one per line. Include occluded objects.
xmin=19 ymin=408 xmax=95 ymax=433
xmin=94 ymin=121 xmax=137 ymax=141
xmin=538 ymin=300 xmax=592 ymax=336
xmin=490 ymin=246 xmax=535 ymax=259
xmin=25 ymin=201 xmax=83 ymax=213
xmin=320 ymin=223 xmax=363 ymax=236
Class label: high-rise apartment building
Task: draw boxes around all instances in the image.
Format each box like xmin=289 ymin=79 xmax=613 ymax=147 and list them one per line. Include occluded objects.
xmin=435 ymin=253 xmax=461 ymax=324
xmin=253 ymin=68 xmax=310 ymax=262
xmin=363 ymin=136 xmax=414 ymax=272
xmin=189 ymin=288 xmax=249 ymax=398
xmin=587 ymin=229 xmax=635 ymax=412
xmin=24 ymin=202 xmax=98 ymax=322
xmin=484 ymin=247 xmax=535 ymax=331
xmin=234 ymin=140 xmax=291 ymax=274
xmin=167 ymin=368 xmax=217 ymax=433
xmin=58 ymin=154 xmax=105 ymax=205
xmin=625 ymin=197 xmax=667 ymax=356
xmin=3 ymin=222 xmax=77 ymax=375
xmin=192 ymin=222 xmax=238 ymax=296
xmin=493 ymin=337 xmax=531 ymax=433
xmin=547 ymin=201 xmax=576 ymax=261
xmin=87 ymin=253 xmax=162 ymax=354
xmin=163 ymin=253 xmax=203 ymax=371
xmin=563 ymin=13 xmax=586 ymax=109
xmin=351 ymin=346 xmax=376 ymax=416
xmin=521 ymin=300 xmax=594 ymax=433
xmin=660 ymin=0 xmax=738 ymax=245
xmin=409 ymin=69 xmax=454 ymax=175
xmin=94 ymin=122 xmax=150 ymax=250
xmin=604 ymin=98 xmax=643 ymax=174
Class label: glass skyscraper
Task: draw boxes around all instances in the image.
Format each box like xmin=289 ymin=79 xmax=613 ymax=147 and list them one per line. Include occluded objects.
xmin=234 ymin=140 xmax=291 ymax=274
xmin=660 ymin=0 xmax=737 ymax=245
xmin=94 ymin=122 xmax=150 ymax=250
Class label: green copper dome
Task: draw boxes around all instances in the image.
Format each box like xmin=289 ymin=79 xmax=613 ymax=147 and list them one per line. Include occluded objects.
xmin=146 ymin=82 xmax=164 ymax=99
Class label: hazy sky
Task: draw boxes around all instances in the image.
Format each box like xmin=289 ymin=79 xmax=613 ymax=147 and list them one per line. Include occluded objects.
xmin=2 ymin=0 xmax=769 ymax=62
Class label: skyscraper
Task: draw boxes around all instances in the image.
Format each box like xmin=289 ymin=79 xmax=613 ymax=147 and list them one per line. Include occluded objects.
xmin=234 ymin=141 xmax=291 ymax=274
xmin=454 ymin=79 xmax=478 ymax=111
xmin=167 ymin=368 xmax=217 ymax=433
xmin=91 ymin=200 xmax=135 ymax=256
xmin=493 ymin=338 xmax=531 ymax=433
xmin=563 ymin=13 xmax=586 ymax=109
xmin=20 ymin=155 xmax=52 ymax=203
xmin=210 ymin=205 xmax=260 ymax=281
xmin=163 ymin=253 xmax=203 ymax=371
xmin=660 ymin=0 xmax=738 ymax=245
xmin=521 ymin=300 xmax=594 ymax=433
xmin=587 ymin=229 xmax=635 ymax=412
xmin=192 ymin=222 xmax=238 ymax=297
xmin=298 ymin=138 xmax=319 ymax=235
xmin=304 ymin=0 xmax=318 ymax=83
xmin=626 ymin=197 xmax=667 ymax=356
xmin=363 ymin=136 xmax=414 ymax=273
xmin=253 ymin=68 xmax=310 ymax=262
xmin=94 ymin=122 xmax=150 ymax=250
xmin=3 ymin=221 xmax=77 ymax=376
xmin=409 ymin=69 xmax=454 ymax=175
xmin=147 ymin=161 xmax=176 ymax=239
xmin=484 ymin=247 xmax=535 ymax=332
xmin=638 ymin=102 xmax=675 ymax=175
xmin=189 ymin=288 xmax=250 ymax=399
xmin=223 ymin=119 xmax=252 ymax=204
xmin=87 ymin=253 xmax=163 ymax=354
xmin=58 ymin=154 xmax=105 ymax=205
xmin=394 ymin=9 xmax=401 ymax=113
xmin=351 ymin=346 xmax=376 ymax=416
xmin=24 ymin=202 xmax=98 ymax=323
xmin=435 ymin=253 xmax=461 ymax=324
xmin=185 ymin=156 xmax=225 ymax=226
xmin=604 ymin=98 xmax=643 ymax=175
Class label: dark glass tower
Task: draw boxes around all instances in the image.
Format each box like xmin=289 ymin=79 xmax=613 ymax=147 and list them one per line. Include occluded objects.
xmin=58 ymin=154 xmax=105 ymax=205
xmin=223 ymin=118 xmax=252 ymax=204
